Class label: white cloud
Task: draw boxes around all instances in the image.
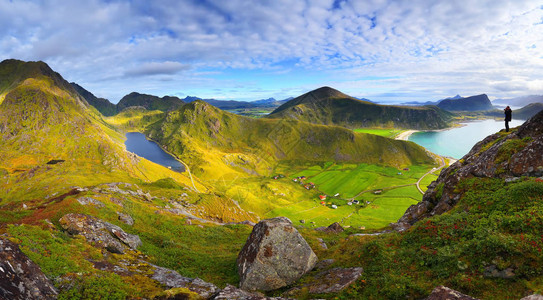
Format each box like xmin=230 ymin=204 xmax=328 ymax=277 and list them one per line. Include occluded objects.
xmin=0 ymin=0 xmax=541 ymax=101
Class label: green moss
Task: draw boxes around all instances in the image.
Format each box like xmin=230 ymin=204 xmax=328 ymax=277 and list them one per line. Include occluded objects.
xmin=57 ymin=273 xmax=131 ymax=300
xmin=495 ymin=137 xmax=533 ymax=164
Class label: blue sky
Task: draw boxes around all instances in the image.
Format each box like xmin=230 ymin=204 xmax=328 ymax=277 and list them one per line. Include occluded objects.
xmin=1 ymin=0 xmax=542 ymax=103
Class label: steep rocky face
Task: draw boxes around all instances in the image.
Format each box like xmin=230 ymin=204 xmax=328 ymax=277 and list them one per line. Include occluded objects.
xmin=237 ymin=217 xmax=317 ymax=291
xmin=393 ymin=110 xmax=543 ymax=231
xmin=0 ymin=238 xmax=58 ymax=300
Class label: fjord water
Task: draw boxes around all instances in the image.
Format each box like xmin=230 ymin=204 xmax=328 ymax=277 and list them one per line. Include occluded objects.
xmin=409 ymin=119 xmax=525 ymax=159
xmin=125 ymin=132 xmax=185 ymax=172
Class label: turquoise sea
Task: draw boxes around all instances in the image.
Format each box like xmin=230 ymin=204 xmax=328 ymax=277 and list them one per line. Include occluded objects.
xmin=408 ymin=119 xmax=525 ymax=159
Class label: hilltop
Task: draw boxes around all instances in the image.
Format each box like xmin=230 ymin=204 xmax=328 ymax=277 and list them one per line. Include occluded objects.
xmin=437 ymin=94 xmax=494 ymax=111
xmin=117 ymin=92 xmax=184 ymax=112
xmin=267 ymin=86 xmax=453 ymax=129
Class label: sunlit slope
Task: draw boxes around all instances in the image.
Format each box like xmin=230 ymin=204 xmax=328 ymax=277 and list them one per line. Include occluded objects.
xmin=268 ymin=86 xmax=453 ymax=129
xmin=146 ymin=100 xmax=435 ymax=179
xmin=0 ymin=59 xmax=196 ymax=202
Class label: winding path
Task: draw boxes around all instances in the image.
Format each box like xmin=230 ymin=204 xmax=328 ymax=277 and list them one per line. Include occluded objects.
xmin=415 ymin=155 xmax=446 ymax=194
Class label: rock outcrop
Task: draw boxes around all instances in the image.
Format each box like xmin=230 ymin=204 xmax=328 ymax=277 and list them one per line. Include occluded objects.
xmin=315 ymin=222 xmax=344 ymax=233
xmin=213 ymin=285 xmax=290 ymax=300
xmin=59 ymin=213 xmax=142 ymax=254
xmin=237 ymin=217 xmax=318 ymax=291
xmin=393 ymin=110 xmax=543 ymax=231
xmin=0 ymin=238 xmax=58 ymax=300
xmin=286 ymin=267 xmax=363 ymax=295
xmin=425 ymin=285 xmax=478 ymax=300
xmin=151 ymin=265 xmax=219 ymax=299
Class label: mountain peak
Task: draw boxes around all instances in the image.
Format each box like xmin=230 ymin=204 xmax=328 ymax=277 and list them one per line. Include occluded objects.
xmin=308 ymin=86 xmax=350 ymax=101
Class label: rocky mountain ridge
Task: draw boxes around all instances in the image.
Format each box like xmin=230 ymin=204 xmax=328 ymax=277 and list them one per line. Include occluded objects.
xmin=394 ymin=109 xmax=543 ymax=230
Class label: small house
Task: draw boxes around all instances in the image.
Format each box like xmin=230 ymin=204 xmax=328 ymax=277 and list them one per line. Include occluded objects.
xmin=331 ymin=204 xmax=338 ymax=209
xmin=353 ymin=200 xmax=359 ymax=204
xmin=347 ymin=202 xmax=352 ymax=206
xmin=334 ymin=193 xmax=340 ymax=197
xmin=319 ymin=195 xmax=327 ymax=200
xmin=374 ymin=190 xmax=382 ymax=195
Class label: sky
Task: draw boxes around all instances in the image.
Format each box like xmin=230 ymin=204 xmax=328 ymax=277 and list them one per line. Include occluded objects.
xmin=1 ymin=0 xmax=542 ymax=103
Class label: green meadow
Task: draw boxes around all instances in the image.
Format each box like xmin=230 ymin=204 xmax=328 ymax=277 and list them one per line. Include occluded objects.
xmin=353 ymin=128 xmax=404 ymax=138
xmin=216 ymin=162 xmax=440 ymax=229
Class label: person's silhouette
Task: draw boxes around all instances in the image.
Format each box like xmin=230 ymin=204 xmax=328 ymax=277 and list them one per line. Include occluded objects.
xmin=504 ymin=106 xmax=512 ymax=132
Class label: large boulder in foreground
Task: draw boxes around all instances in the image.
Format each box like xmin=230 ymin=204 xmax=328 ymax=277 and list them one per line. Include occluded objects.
xmin=237 ymin=217 xmax=317 ymax=291
xmin=0 ymin=238 xmax=58 ymax=300
xmin=59 ymin=213 xmax=142 ymax=254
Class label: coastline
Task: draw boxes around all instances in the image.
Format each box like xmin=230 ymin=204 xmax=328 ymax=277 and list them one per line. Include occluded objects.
xmin=395 ymin=130 xmax=418 ymax=141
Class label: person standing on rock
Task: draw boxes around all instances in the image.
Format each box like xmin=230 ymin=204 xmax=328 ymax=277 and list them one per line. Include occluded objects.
xmin=504 ymin=106 xmax=512 ymax=132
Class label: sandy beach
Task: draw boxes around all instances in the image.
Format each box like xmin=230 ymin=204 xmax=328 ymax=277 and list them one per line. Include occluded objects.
xmin=395 ymin=130 xmax=418 ymax=141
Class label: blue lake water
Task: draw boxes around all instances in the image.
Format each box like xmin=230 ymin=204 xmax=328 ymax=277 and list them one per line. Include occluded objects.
xmin=125 ymin=132 xmax=185 ymax=172
xmin=408 ymin=119 xmax=526 ymax=159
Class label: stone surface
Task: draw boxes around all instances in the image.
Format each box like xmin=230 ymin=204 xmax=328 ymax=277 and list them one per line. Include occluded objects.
xmin=0 ymin=238 xmax=58 ymax=300
xmin=393 ymin=110 xmax=543 ymax=231
xmin=151 ymin=264 xmax=219 ymax=299
xmin=76 ymin=196 xmax=105 ymax=207
xmin=213 ymin=285 xmax=291 ymax=300
xmin=286 ymin=267 xmax=363 ymax=295
xmin=521 ymin=295 xmax=543 ymax=300
xmin=117 ymin=211 xmax=134 ymax=225
xmin=315 ymin=222 xmax=344 ymax=233
xmin=59 ymin=213 xmax=142 ymax=254
xmin=237 ymin=217 xmax=318 ymax=291
xmin=484 ymin=265 xmax=515 ymax=279
xmin=425 ymin=286 xmax=478 ymax=300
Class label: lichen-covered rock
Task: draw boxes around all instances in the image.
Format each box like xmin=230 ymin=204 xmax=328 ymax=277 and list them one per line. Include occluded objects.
xmin=425 ymin=285 xmax=478 ymax=300
xmin=151 ymin=264 xmax=219 ymax=299
xmin=213 ymin=285 xmax=291 ymax=300
xmin=393 ymin=110 xmax=543 ymax=231
xmin=76 ymin=196 xmax=105 ymax=207
xmin=285 ymin=267 xmax=363 ymax=295
xmin=59 ymin=213 xmax=141 ymax=254
xmin=0 ymin=238 xmax=58 ymax=300
xmin=117 ymin=211 xmax=134 ymax=225
xmin=521 ymin=294 xmax=543 ymax=300
xmin=237 ymin=217 xmax=317 ymax=291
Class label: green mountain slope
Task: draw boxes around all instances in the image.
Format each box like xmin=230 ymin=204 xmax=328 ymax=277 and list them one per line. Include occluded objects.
xmin=71 ymin=82 xmax=117 ymax=116
xmin=145 ymin=100 xmax=435 ymax=179
xmin=0 ymin=59 xmax=197 ymax=202
xmin=313 ymin=111 xmax=543 ymax=299
xmin=117 ymin=92 xmax=184 ymax=112
xmin=267 ymin=86 xmax=453 ymax=129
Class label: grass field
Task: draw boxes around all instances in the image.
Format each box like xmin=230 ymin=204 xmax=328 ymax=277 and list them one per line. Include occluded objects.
xmin=217 ymin=162 xmax=439 ymax=230
xmin=353 ymin=128 xmax=404 ymax=138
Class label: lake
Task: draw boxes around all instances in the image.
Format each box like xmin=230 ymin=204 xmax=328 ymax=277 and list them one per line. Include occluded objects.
xmin=408 ymin=119 xmax=525 ymax=159
xmin=125 ymin=132 xmax=185 ymax=172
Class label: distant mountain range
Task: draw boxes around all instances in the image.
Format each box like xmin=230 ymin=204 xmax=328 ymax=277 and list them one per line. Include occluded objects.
xmin=436 ymin=94 xmax=494 ymax=111
xmin=183 ymin=96 xmax=291 ymax=109
xmin=492 ymin=95 xmax=543 ymax=107
xmin=266 ymin=86 xmax=453 ymax=129
xmin=72 ymin=84 xmax=293 ymax=115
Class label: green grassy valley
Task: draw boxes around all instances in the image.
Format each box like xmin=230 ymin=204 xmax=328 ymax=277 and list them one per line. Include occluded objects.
xmin=1 ymin=59 xmax=542 ymax=300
